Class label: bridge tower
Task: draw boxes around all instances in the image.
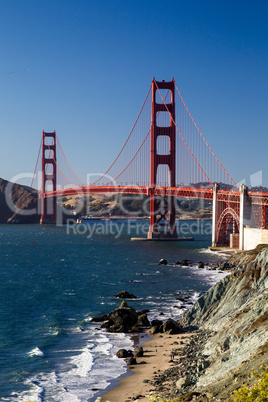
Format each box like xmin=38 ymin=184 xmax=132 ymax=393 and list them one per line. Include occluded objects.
xmin=40 ymin=131 xmax=57 ymax=224
xmin=147 ymin=79 xmax=178 ymax=239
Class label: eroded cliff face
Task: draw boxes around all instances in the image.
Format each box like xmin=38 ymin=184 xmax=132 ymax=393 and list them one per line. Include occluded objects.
xmin=0 ymin=178 xmax=39 ymax=223
xmin=181 ymin=245 xmax=268 ymax=399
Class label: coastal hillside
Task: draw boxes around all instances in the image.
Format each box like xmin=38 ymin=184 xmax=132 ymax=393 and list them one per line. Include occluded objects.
xmin=0 ymin=178 xmax=39 ymax=223
xmin=179 ymin=245 xmax=268 ymax=400
xmin=61 ymin=193 xmax=212 ymax=219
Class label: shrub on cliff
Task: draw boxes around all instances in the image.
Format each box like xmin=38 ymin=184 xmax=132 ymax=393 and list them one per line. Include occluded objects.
xmin=232 ymin=365 xmax=268 ymax=401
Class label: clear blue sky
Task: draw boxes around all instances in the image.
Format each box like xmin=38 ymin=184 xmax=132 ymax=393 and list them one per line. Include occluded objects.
xmin=1 ymin=0 xmax=267 ymax=187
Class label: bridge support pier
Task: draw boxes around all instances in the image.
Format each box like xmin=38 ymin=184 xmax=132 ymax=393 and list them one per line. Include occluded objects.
xmin=211 ymin=184 xmax=219 ymax=247
xmin=40 ymin=131 xmax=57 ymax=224
xmin=239 ymin=184 xmax=252 ymax=250
xmin=147 ymin=78 xmax=178 ymax=239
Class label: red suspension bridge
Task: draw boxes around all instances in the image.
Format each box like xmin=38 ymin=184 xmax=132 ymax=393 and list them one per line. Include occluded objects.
xmin=31 ymin=78 xmax=268 ymax=249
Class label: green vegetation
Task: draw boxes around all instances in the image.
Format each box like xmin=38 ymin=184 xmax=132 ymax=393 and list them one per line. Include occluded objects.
xmin=232 ymin=365 xmax=268 ymax=401
xmin=146 ymin=367 xmax=268 ymax=402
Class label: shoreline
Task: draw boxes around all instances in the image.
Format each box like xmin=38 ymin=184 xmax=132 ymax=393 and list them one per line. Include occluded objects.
xmin=94 ymin=260 xmax=231 ymax=402
xmin=96 ymin=261 xmax=232 ymax=402
xmin=99 ymin=332 xmax=195 ymax=402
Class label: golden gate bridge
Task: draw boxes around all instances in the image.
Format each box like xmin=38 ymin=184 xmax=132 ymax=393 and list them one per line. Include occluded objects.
xmin=31 ymin=78 xmax=268 ymax=249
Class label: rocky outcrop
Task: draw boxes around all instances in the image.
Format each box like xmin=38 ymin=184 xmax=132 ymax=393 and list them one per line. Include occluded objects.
xmin=91 ymin=301 xmax=150 ymax=333
xmin=134 ymin=346 xmax=144 ymax=357
xmin=176 ymin=245 xmax=268 ymax=400
xmin=149 ymin=318 xmax=186 ymax=335
xmin=158 ymin=259 xmax=168 ymax=265
xmin=116 ymin=349 xmax=133 ymax=358
xmin=115 ymin=290 xmax=137 ymax=299
xmin=151 ymin=245 xmax=268 ymax=401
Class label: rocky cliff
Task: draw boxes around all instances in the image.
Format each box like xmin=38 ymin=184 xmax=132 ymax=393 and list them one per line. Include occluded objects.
xmin=0 ymin=178 xmax=39 ymax=223
xmin=179 ymin=245 xmax=268 ymax=399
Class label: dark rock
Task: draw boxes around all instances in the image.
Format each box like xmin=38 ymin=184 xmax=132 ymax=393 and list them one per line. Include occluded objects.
xmin=149 ymin=324 xmax=163 ymax=334
xmin=100 ymin=320 xmax=114 ymax=329
xmin=162 ymin=318 xmax=185 ymax=334
xmin=198 ymin=261 xmax=205 ymax=268
xmin=181 ymin=259 xmax=189 ymax=266
xmin=131 ymin=313 xmax=150 ymax=332
xmin=220 ymin=336 xmax=231 ymax=352
xmin=137 ymin=313 xmax=150 ymax=326
xmin=134 ymin=347 xmax=144 ymax=357
xmin=116 ymin=349 xmax=133 ymax=358
xmin=218 ymin=261 xmax=231 ymax=270
xmin=198 ymin=360 xmax=210 ymax=371
xmin=91 ymin=314 xmax=109 ymax=323
xmin=158 ymin=258 xmax=168 ymax=265
xmin=176 ymin=297 xmax=186 ymax=302
xmin=137 ymin=309 xmax=150 ymax=316
xmin=175 ymin=261 xmax=181 ymax=265
xmin=127 ymin=357 xmax=137 ymax=365
xmin=95 ymin=301 xmax=139 ymax=333
xmin=151 ymin=319 xmax=163 ymax=326
xmin=115 ymin=290 xmax=137 ymax=299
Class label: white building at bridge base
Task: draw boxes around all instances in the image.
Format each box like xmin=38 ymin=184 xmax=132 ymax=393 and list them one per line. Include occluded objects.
xmin=212 ymin=184 xmax=268 ymax=251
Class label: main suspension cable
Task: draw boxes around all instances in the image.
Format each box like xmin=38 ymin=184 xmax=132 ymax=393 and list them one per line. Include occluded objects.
xmin=174 ymin=81 xmax=238 ymax=189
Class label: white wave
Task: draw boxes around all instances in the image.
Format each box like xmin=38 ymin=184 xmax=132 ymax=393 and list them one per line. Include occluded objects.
xmin=8 ymin=378 xmax=44 ymax=402
xmin=69 ymin=346 xmax=94 ymax=377
xmin=199 ymin=247 xmax=230 ymax=258
xmin=187 ymin=263 xmax=230 ymax=286
xmin=15 ymin=330 xmax=134 ymax=401
xmin=27 ymin=347 xmax=44 ymax=357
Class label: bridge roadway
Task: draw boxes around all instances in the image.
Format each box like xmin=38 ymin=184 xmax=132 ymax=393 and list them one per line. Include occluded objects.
xmin=41 ymin=186 xmax=268 ymax=206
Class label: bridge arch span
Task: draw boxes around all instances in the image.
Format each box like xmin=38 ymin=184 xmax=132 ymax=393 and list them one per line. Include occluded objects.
xmin=216 ymin=207 xmax=239 ymax=246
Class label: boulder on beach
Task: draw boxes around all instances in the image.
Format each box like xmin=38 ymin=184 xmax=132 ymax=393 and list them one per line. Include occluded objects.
xmin=149 ymin=318 xmax=185 ymax=335
xmin=162 ymin=318 xmax=185 ymax=334
xmin=127 ymin=356 xmax=137 ymax=365
xmin=134 ymin=346 xmax=144 ymax=357
xmin=116 ymin=349 xmax=133 ymax=358
xmin=115 ymin=290 xmax=137 ymax=299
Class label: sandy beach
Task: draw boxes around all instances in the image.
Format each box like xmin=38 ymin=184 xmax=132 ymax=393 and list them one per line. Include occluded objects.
xmin=99 ymin=332 xmax=194 ymax=402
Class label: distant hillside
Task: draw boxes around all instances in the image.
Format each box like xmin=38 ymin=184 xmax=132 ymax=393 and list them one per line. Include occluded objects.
xmin=0 ymin=178 xmax=214 ymax=223
xmin=0 ymin=178 xmax=39 ymax=223
xmin=61 ymin=193 xmax=212 ymax=219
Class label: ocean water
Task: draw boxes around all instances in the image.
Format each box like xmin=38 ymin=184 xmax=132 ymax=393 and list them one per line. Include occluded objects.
xmin=0 ymin=220 xmax=228 ymax=401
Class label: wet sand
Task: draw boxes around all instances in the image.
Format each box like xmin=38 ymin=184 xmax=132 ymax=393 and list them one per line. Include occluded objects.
xmin=99 ymin=332 xmax=193 ymax=402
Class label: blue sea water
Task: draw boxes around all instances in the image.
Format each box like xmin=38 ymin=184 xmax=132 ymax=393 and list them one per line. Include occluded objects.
xmin=0 ymin=220 xmax=227 ymax=401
